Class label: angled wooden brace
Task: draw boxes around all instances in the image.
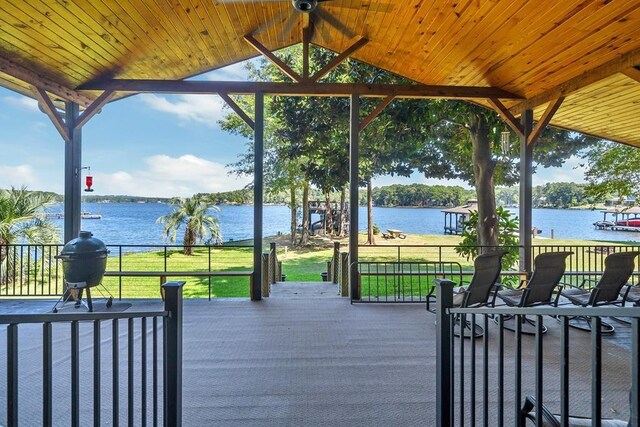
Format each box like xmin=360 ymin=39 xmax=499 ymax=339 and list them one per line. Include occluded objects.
xmin=359 ymin=95 xmax=395 ymax=132
xmin=32 ymin=87 xmax=70 ymax=142
xmin=527 ymin=97 xmax=564 ymax=146
xmin=219 ymin=93 xmax=255 ymax=130
xmin=244 ymin=34 xmax=303 ymax=83
xmin=74 ymin=90 xmax=115 ymax=130
xmin=310 ymin=38 xmax=369 ymax=83
xmin=488 ymin=98 xmax=524 ymax=139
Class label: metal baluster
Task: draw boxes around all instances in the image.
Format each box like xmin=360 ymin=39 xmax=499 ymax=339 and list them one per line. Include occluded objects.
xmin=113 ymin=319 xmax=120 ymax=427
xmin=459 ymin=314 xmax=465 ymax=427
xmin=592 ymin=316 xmax=602 ymax=423
xmin=632 ymin=318 xmax=639 ymax=427
xmin=515 ymin=315 xmax=522 ymax=426
xmin=470 ymin=313 xmax=476 ymax=427
xmin=128 ymin=318 xmax=134 ymax=427
xmin=483 ymin=315 xmax=488 ymax=427
xmin=7 ymin=323 xmax=18 ymax=427
xmin=535 ymin=315 xmax=543 ymax=427
xmin=71 ymin=321 xmax=80 ymax=427
xmin=560 ymin=316 xmax=569 ymax=427
xmin=94 ymin=320 xmax=101 ymax=427
xmin=153 ymin=317 xmax=158 ymax=427
xmin=44 ymin=322 xmax=52 ymax=427
xmin=142 ymin=318 xmax=148 ymax=427
xmin=498 ymin=314 xmax=504 ymax=427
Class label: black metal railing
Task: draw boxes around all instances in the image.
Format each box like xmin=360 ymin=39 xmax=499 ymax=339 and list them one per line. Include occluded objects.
xmin=354 ymin=261 xmax=463 ymax=303
xmin=0 ymin=243 xmax=253 ymax=299
xmin=435 ymin=281 xmax=640 ymax=426
xmin=0 ymin=282 xmax=184 ymax=427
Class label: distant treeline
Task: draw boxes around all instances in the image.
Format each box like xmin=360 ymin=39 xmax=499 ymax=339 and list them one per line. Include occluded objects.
xmin=21 ymin=181 xmax=600 ymax=209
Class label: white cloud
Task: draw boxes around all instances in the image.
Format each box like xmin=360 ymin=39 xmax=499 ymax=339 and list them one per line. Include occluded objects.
xmin=203 ymin=61 xmax=251 ymax=81
xmin=138 ymin=94 xmax=227 ymax=126
xmin=533 ymin=156 xmax=587 ymax=186
xmin=92 ymin=154 xmax=251 ymax=197
xmin=3 ymin=96 xmax=39 ymax=112
xmin=0 ymin=164 xmax=39 ymax=188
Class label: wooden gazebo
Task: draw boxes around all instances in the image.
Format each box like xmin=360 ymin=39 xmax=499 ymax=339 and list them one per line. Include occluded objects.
xmin=1 ymin=0 xmax=639 ymax=299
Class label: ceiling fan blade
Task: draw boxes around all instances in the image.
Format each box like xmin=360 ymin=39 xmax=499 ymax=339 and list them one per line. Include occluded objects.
xmin=316 ymin=0 xmax=393 ymax=12
xmin=314 ymin=7 xmax=355 ymax=40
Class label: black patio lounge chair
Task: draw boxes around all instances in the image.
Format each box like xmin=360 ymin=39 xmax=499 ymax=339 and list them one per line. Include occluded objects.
xmin=560 ymin=251 xmax=640 ymax=334
xmin=434 ymin=251 xmax=505 ymax=338
xmin=519 ymin=395 xmax=629 ymax=426
xmin=496 ymin=251 xmax=573 ymax=334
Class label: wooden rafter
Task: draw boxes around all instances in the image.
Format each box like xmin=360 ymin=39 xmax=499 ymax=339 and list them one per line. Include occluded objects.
xmin=309 ymin=38 xmax=369 ymax=83
xmin=219 ymin=93 xmax=255 ymax=130
xmin=243 ymin=34 xmax=302 ymax=83
xmin=359 ymin=95 xmax=394 ymax=132
xmin=527 ymin=97 xmax=564 ymax=146
xmin=488 ymin=98 xmax=524 ymax=138
xmin=79 ymin=79 xmax=521 ymax=99
xmin=74 ymin=90 xmax=114 ymax=130
xmin=31 ymin=87 xmax=69 ymax=142
xmin=509 ymin=48 xmax=640 ymax=115
xmin=622 ymin=67 xmax=640 ymax=83
xmin=0 ymin=57 xmax=93 ymax=108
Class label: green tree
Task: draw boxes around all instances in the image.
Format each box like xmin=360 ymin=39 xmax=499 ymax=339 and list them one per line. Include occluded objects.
xmin=583 ymin=141 xmax=640 ymax=204
xmin=156 ymin=195 xmax=222 ymax=255
xmin=0 ymin=186 xmax=59 ymax=267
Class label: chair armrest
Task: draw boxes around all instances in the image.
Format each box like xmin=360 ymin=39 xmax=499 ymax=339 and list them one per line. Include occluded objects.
xmin=435 ymin=278 xmax=457 ymax=287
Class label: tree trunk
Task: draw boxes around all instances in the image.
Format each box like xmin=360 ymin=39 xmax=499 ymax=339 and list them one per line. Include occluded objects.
xmin=183 ymin=226 xmax=195 ymax=255
xmin=299 ymin=182 xmax=310 ymax=245
xmin=470 ymin=114 xmax=499 ymax=252
xmin=367 ymin=179 xmax=375 ymax=245
xmin=325 ymin=191 xmax=333 ymax=237
xmin=289 ymin=185 xmax=297 ymax=245
xmin=339 ymin=186 xmax=346 ymax=237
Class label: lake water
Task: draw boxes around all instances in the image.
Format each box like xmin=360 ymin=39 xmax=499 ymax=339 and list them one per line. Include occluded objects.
xmin=47 ymin=203 xmax=640 ymax=244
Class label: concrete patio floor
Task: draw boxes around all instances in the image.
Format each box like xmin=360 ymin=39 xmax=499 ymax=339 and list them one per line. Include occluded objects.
xmin=0 ymin=282 xmax=634 ymax=426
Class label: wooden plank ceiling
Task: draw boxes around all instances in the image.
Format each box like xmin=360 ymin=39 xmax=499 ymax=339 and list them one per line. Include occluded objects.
xmin=0 ymin=0 xmax=639 ymax=145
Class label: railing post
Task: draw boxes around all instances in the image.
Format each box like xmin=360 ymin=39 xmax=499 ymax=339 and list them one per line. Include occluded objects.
xmin=436 ymin=280 xmax=454 ymax=427
xmin=340 ymin=253 xmax=349 ymax=297
xmin=162 ymin=281 xmax=185 ymax=427
xmin=332 ymin=242 xmax=340 ymax=283
xmin=262 ymin=254 xmax=270 ymax=297
xmin=326 ymin=260 xmax=332 ymax=282
xmin=269 ymin=242 xmax=276 ymax=284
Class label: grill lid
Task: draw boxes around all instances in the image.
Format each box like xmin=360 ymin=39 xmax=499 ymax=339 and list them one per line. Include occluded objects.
xmin=60 ymin=231 xmax=108 ymax=259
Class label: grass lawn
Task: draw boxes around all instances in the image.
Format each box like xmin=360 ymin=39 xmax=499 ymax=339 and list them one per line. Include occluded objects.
xmin=6 ymin=234 xmax=638 ymax=300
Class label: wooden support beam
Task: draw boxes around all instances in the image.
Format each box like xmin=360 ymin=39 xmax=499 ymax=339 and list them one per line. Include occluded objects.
xmin=359 ymin=95 xmax=394 ymax=132
xmin=243 ymin=34 xmax=302 ymax=82
xmin=32 ymin=87 xmax=70 ymax=142
xmin=527 ymin=97 xmax=564 ymax=146
xmin=509 ymin=48 xmax=640 ymax=115
xmin=0 ymin=57 xmax=94 ymax=108
xmin=310 ymin=38 xmax=369 ymax=83
xmin=74 ymin=90 xmax=114 ymax=130
xmin=302 ymin=24 xmax=313 ymax=80
xmin=79 ymin=79 xmax=521 ymax=100
xmin=488 ymin=98 xmax=524 ymax=138
xmin=622 ymin=67 xmax=640 ymax=83
xmin=219 ymin=92 xmax=255 ymax=130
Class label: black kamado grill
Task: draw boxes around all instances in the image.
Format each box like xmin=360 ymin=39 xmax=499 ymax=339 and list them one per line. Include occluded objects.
xmin=52 ymin=231 xmax=112 ymax=312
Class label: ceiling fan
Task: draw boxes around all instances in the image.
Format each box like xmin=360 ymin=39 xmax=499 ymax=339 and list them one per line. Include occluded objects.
xmin=215 ymin=0 xmax=380 ymax=43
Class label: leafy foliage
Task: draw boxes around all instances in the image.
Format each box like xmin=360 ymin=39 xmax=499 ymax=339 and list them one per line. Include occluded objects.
xmin=455 ymin=207 xmax=520 ymax=278
xmin=156 ymin=195 xmax=222 ymax=255
xmin=583 ymin=141 xmax=640 ymax=204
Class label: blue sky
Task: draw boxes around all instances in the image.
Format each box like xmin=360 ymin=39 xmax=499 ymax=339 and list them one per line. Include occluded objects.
xmin=0 ymin=62 xmax=586 ymax=198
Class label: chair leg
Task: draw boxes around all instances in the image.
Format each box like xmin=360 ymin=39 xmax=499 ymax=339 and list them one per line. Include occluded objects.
xmin=564 ymin=315 xmax=615 ymax=335
xmin=454 ymin=314 xmax=484 ymax=339
xmin=499 ymin=314 xmax=546 ymax=335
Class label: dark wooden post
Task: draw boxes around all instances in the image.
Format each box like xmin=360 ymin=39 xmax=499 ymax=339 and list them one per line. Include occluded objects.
xmin=64 ymin=102 xmax=82 ymax=243
xmin=436 ymin=280 xmax=453 ymax=427
xmin=349 ymin=94 xmax=360 ymax=300
xmin=519 ymin=110 xmax=534 ymax=274
xmin=269 ymin=242 xmax=276 ymax=284
xmin=162 ymin=281 xmax=184 ymax=427
xmin=252 ymin=93 xmax=264 ymax=301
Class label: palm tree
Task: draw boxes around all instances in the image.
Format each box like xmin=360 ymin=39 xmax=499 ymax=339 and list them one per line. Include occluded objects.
xmin=0 ymin=187 xmax=60 ymax=278
xmin=156 ymin=195 xmax=222 ymax=255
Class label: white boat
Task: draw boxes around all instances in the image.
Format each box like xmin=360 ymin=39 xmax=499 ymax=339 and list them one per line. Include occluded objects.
xmin=81 ymin=212 xmax=102 ymax=220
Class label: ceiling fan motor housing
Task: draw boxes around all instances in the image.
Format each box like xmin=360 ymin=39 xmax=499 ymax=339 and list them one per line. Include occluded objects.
xmin=292 ymin=0 xmax=318 ymax=13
